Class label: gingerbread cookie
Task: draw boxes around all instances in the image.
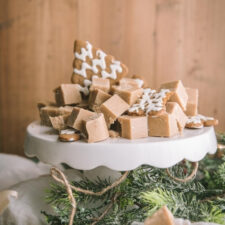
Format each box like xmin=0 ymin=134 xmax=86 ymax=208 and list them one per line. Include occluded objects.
xmin=71 ymin=40 xmax=128 ymax=89
xmin=185 ymin=114 xmax=218 ymax=129
xmin=128 ymin=88 xmax=172 ymax=116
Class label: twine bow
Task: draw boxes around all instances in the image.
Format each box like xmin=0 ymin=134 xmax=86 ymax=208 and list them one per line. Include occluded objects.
xmin=166 ymin=161 xmax=199 ymax=183
xmin=50 ymin=167 xmax=129 ymax=225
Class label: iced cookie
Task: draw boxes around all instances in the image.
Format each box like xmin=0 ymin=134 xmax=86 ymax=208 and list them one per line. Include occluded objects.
xmin=71 ymin=40 xmax=128 ymax=88
xmin=185 ymin=114 xmax=218 ymax=129
xmin=161 ymin=80 xmax=188 ymax=111
xmin=128 ymin=88 xmax=172 ymax=116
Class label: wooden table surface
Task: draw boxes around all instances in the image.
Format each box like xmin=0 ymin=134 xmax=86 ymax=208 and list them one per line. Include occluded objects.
xmin=0 ymin=0 xmax=224 ymax=155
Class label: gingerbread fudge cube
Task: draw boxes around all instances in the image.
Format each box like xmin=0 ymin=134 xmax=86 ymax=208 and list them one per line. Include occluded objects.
xmin=66 ymin=107 xmax=95 ymax=131
xmin=88 ymin=89 xmax=111 ymax=112
xmin=39 ymin=106 xmax=63 ymax=126
xmin=54 ymin=84 xmax=82 ymax=106
xmin=83 ymin=113 xmax=109 ymax=143
xmin=185 ymin=87 xmax=198 ymax=116
xmin=118 ymin=115 xmax=148 ymax=139
xmin=90 ymin=77 xmax=110 ymax=93
xmin=119 ymin=78 xmax=140 ymax=89
xmin=144 ymin=206 xmax=174 ymax=225
xmin=49 ymin=115 xmax=69 ymax=131
xmin=148 ymin=112 xmax=179 ymax=137
xmin=166 ymin=102 xmax=187 ymax=132
xmin=160 ymin=80 xmax=188 ymax=111
xmin=100 ymin=94 xmax=130 ymax=127
xmin=112 ymin=85 xmax=143 ymax=105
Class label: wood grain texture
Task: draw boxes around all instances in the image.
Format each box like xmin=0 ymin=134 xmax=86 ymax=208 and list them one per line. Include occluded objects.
xmin=0 ymin=0 xmax=224 ymax=155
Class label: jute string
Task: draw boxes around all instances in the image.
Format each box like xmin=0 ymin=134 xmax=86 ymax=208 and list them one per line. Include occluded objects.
xmin=166 ymin=161 xmax=199 ymax=183
xmin=50 ymin=167 xmax=129 ymax=225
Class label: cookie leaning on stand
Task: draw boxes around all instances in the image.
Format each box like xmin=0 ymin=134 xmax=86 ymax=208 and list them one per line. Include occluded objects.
xmin=185 ymin=114 xmax=218 ymax=129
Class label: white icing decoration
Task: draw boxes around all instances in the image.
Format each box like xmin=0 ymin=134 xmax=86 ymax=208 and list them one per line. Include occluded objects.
xmin=75 ymin=41 xmax=93 ymax=61
xmin=129 ymin=88 xmax=170 ymax=114
xmin=134 ymin=79 xmax=144 ymax=88
xmin=60 ymin=129 xmax=76 ymax=135
xmin=101 ymin=60 xmax=122 ymax=80
xmin=186 ymin=114 xmax=214 ymax=128
xmin=74 ymin=41 xmax=122 ymax=80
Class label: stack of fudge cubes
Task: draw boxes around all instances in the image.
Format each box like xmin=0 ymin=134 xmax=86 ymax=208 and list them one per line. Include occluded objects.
xmin=38 ymin=40 xmax=218 ymax=143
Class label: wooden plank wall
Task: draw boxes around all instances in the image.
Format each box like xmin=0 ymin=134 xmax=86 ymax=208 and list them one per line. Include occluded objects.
xmin=0 ymin=0 xmax=225 ymax=155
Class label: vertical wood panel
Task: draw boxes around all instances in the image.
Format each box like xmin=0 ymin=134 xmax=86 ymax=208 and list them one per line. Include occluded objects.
xmin=0 ymin=0 xmax=224 ymax=156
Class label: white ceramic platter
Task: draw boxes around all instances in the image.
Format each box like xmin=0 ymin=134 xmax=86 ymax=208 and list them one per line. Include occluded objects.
xmin=24 ymin=121 xmax=217 ymax=171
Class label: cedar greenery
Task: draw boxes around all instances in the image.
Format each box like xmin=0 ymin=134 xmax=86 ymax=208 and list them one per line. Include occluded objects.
xmin=42 ymin=133 xmax=225 ymax=225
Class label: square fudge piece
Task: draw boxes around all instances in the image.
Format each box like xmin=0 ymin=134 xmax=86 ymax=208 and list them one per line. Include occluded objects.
xmin=160 ymin=80 xmax=188 ymax=111
xmin=118 ymin=115 xmax=148 ymax=139
xmin=67 ymin=107 xmax=95 ymax=131
xmin=88 ymin=89 xmax=111 ymax=112
xmin=39 ymin=106 xmax=73 ymax=127
xmin=112 ymin=85 xmax=143 ymax=105
xmin=148 ymin=112 xmax=179 ymax=137
xmin=49 ymin=114 xmax=69 ymax=131
xmin=83 ymin=113 xmax=109 ymax=143
xmin=144 ymin=206 xmax=174 ymax=225
xmin=54 ymin=84 xmax=82 ymax=106
xmin=90 ymin=77 xmax=110 ymax=93
xmin=185 ymin=87 xmax=198 ymax=116
xmin=166 ymin=102 xmax=188 ymax=132
xmin=100 ymin=94 xmax=130 ymax=127
xmin=119 ymin=78 xmax=140 ymax=89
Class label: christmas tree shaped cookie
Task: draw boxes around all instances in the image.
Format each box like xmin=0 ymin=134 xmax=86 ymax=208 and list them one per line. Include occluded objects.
xmin=71 ymin=40 xmax=128 ymax=86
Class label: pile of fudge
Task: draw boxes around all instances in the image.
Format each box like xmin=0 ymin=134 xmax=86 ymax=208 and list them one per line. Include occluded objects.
xmin=38 ymin=40 xmax=218 ymax=143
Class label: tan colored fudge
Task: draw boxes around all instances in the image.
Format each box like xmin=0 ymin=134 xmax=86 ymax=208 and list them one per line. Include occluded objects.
xmin=119 ymin=78 xmax=140 ymax=89
xmin=160 ymin=80 xmax=188 ymax=111
xmin=67 ymin=107 xmax=95 ymax=131
xmin=39 ymin=106 xmax=73 ymax=127
xmin=166 ymin=102 xmax=188 ymax=132
xmin=83 ymin=113 xmax=109 ymax=143
xmin=118 ymin=116 xmax=148 ymax=139
xmin=112 ymin=85 xmax=143 ymax=105
xmin=109 ymin=130 xmax=120 ymax=138
xmin=100 ymin=94 xmax=130 ymax=127
xmin=49 ymin=115 xmax=69 ymax=131
xmin=144 ymin=206 xmax=174 ymax=225
xmin=148 ymin=112 xmax=179 ymax=137
xmin=90 ymin=77 xmax=110 ymax=93
xmin=88 ymin=89 xmax=111 ymax=112
xmin=184 ymin=87 xmax=198 ymax=116
xmin=54 ymin=84 xmax=82 ymax=106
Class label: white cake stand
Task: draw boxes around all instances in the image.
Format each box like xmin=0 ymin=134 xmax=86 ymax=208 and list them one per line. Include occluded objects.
xmin=24 ymin=121 xmax=217 ymax=171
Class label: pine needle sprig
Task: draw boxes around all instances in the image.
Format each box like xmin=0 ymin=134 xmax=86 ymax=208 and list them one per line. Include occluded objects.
xmin=42 ymin=133 xmax=225 ymax=224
